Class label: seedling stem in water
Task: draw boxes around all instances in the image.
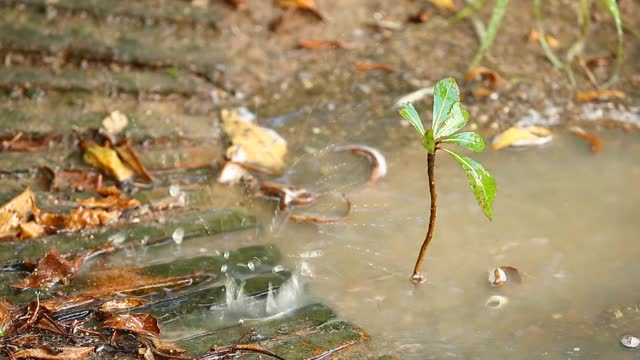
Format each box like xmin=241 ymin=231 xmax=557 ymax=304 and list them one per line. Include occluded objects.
xmin=399 ymin=77 xmax=497 ymax=284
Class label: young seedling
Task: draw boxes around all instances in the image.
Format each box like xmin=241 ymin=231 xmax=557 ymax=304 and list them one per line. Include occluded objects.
xmin=399 ymin=77 xmax=496 ymax=284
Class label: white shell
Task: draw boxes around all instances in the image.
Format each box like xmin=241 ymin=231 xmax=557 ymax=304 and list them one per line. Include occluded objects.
xmin=620 ymin=335 xmax=640 ymax=348
xmin=488 ymin=267 xmax=507 ymax=286
xmin=486 ymin=295 xmax=508 ymax=309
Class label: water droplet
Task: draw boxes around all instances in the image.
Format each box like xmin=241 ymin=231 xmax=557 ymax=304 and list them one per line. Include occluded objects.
xmin=172 ymin=227 xmax=184 ymax=245
xmin=169 ymin=185 xmax=181 ymax=197
xmin=247 ymin=261 xmax=255 ymax=271
xmin=221 ymin=264 xmax=228 ymax=273
xmin=108 ymin=232 xmax=126 ymax=246
xmin=224 ymin=251 xmax=230 ymax=260
xmin=272 ymin=265 xmax=285 ymax=273
xmin=621 ymin=335 xmax=640 ymax=348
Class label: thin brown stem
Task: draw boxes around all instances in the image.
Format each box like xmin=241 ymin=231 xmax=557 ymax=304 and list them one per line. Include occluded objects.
xmin=411 ymin=152 xmax=437 ymax=284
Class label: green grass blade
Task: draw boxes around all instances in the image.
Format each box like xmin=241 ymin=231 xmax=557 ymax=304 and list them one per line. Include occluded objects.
xmin=533 ymin=0 xmax=564 ymax=69
xmin=598 ymin=0 xmax=623 ymax=88
xmin=469 ymin=0 xmax=509 ymax=69
xmin=451 ymin=0 xmax=488 ymax=23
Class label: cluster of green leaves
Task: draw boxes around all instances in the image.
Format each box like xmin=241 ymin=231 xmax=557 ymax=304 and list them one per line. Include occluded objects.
xmin=399 ymin=78 xmax=496 ymax=220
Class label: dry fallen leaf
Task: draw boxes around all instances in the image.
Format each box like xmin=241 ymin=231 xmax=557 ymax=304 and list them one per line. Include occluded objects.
xmin=277 ymin=0 xmax=323 ymax=20
xmin=0 ymin=188 xmax=35 ymax=239
xmin=83 ymin=142 xmax=134 ymax=182
xmin=114 ymin=141 xmax=154 ymax=183
xmin=575 ymin=89 xmax=626 ymax=102
xmin=0 ymin=300 xmax=16 ymax=336
xmin=19 ymin=221 xmax=45 ymax=239
xmin=492 ymin=126 xmax=552 ymax=150
xmin=14 ymin=347 xmax=94 ymax=360
xmin=33 ymin=204 xmax=122 ymax=232
xmin=75 ymin=195 xmax=141 ymax=210
xmin=570 ymin=127 xmax=603 ymax=153
xmin=100 ymin=313 xmax=161 ymax=338
xmin=527 ymin=29 xmax=559 ymax=48
xmin=428 ymin=0 xmax=456 ymax=11
xmin=407 ymin=8 xmax=430 ymax=23
xmin=1 ymin=132 xmax=61 ymax=152
xmin=99 ymin=298 xmax=148 ymax=315
xmin=465 ymin=66 xmax=501 ymax=97
xmin=221 ymin=109 xmax=288 ymax=173
xmin=354 ymin=62 xmax=395 ymax=73
xmin=297 ymin=39 xmax=352 ymax=50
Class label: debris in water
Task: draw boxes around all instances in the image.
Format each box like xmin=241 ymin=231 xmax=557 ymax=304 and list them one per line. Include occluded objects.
xmin=575 ymin=89 xmax=626 ymax=102
xmin=354 ymin=62 xmax=395 ymax=73
xmin=486 ymin=295 xmax=508 ymax=308
xmin=491 ymin=126 xmax=552 ymax=150
xmin=99 ymin=313 xmax=161 ymax=337
xmin=335 ymin=144 xmax=387 ymax=184
xmin=99 ymin=298 xmax=148 ymax=315
xmin=570 ymin=127 xmax=603 ymax=153
xmin=488 ymin=266 xmax=522 ymax=286
xmin=620 ymin=335 xmax=640 ymax=348
xmin=297 ymin=39 xmax=353 ymax=50
xmin=33 ymin=203 xmax=122 ymax=232
xmin=13 ymin=347 xmax=94 ymax=360
xmin=0 ymin=132 xmax=61 ymax=152
xmin=218 ymin=162 xmax=255 ymax=185
xmin=289 ymin=193 xmax=352 ymax=223
xmin=259 ymin=181 xmax=317 ymax=211
xmin=75 ymin=194 xmax=141 ymax=209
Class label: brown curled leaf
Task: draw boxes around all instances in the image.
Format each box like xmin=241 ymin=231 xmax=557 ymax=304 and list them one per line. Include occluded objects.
xmin=259 ymin=182 xmax=317 ymax=211
xmin=277 ymin=0 xmax=324 ymax=20
xmin=0 ymin=300 xmax=17 ymax=336
xmin=0 ymin=132 xmax=61 ymax=152
xmin=0 ymin=188 xmax=35 ymax=239
xmin=99 ymin=313 xmax=160 ymax=338
xmin=527 ymin=29 xmax=559 ymax=48
xmin=407 ymin=8 xmax=430 ymax=23
xmin=33 ymin=204 xmax=122 ymax=232
xmin=95 ymin=185 xmax=121 ymax=197
xmin=570 ymin=127 xmax=603 ymax=153
xmin=114 ymin=141 xmax=154 ymax=183
xmin=354 ymin=62 xmax=395 ymax=73
xmin=488 ymin=266 xmax=522 ymax=286
xmin=289 ymin=193 xmax=351 ymax=223
xmin=575 ymin=89 xmax=626 ymax=102
xmin=12 ymin=245 xmax=117 ymax=289
xmin=13 ymin=347 xmax=94 ymax=360
xmin=298 ymin=39 xmax=353 ymax=50
xmin=465 ymin=66 xmax=500 ymax=97
xmin=83 ymin=142 xmax=134 ymax=182
xmin=75 ymin=195 xmax=140 ymax=210
xmin=334 ymin=145 xmax=387 ymax=185
xmin=40 ymin=295 xmax=96 ymax=313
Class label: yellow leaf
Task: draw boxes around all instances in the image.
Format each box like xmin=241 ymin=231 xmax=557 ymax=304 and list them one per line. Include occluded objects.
xmin=428 ymin=0 xmax=456 ymax=11
xmin=221 ymin=109 xmax=287 ymax=172
xmin=491 ymin=126 xmax=552 ymax=150
xmin=0 ymin=188 xmax=35 ymax=238
xmin=83 ymin=143 xmax=134 ymax=182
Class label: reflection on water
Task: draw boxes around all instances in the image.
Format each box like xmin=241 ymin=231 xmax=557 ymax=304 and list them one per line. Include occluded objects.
xmin=261 ymin=131 xmax=640 ymax=358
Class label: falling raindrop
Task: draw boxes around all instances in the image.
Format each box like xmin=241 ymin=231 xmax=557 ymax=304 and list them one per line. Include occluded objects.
xmin=221 ymin=264 xmax=228 ymax=273
xmin=172 ymin=227 xmax=184 ymax=245
xmin=272 ymin=265 xmax=285 ymax=273
xmin=169 ymin=185 xmax=181 ymax=197
xmin=247 ymin=261 xmax=255 ymax=271
xmin=486 ymin=295 xmax=508 ymax=309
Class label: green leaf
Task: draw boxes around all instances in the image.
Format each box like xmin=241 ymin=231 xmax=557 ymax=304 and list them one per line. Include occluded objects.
xmin=434 ymin=102 xmax=468 ymax=139
xmin=422 ymin=129 xmax=435 ymax=153
xmin=431 ymin=78 xmax=460 ymax=139
xmin=440 ymin=132 xmax=485 ymax=152
xmin=442 ymin=148 xmax=496 ymax=220
xmin=399 ymin=103 xmax=425 ymax=136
